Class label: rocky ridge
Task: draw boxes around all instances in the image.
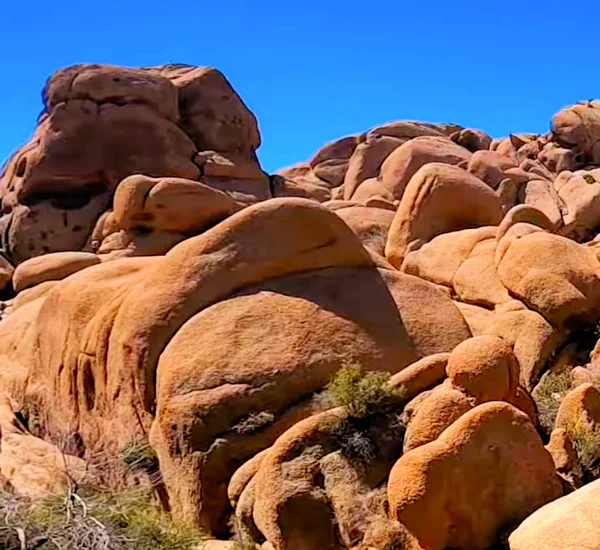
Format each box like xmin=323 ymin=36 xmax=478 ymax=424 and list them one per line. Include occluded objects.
xmin=0 ymin=64 xmax=599 ymax=549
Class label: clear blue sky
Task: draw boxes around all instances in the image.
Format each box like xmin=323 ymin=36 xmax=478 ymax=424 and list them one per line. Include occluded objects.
xmin=0 ymin=1 xmax=598 ymax=173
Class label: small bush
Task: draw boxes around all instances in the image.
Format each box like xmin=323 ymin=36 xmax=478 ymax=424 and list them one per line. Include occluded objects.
xmin=532 ymin=368 xmax=572 ymax=436
xmin=120 ymin=439 xmax=160 ymax=477
xmin=0 ymin=436 xmax=204 ymax=550
xmin=0 ymin=489 xmax=204 ymax=550
xmin=568 ymin=418 xmax=600 ymax=483
xmin=332 ymin=418 xmax=377 ymax=464
xmin=324 ymin=364 xmax=402 ymax=418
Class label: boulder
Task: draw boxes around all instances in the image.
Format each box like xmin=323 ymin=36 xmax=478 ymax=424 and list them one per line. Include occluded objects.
xmin=113 ymin=175 xmax=236 ymax=234
xmin=388 ymin=402 xmax=563 ymax=550
xmin=446 ymin=335 xmax=519 ymax=403
xmin=151 ymin=266 xmax=470 ymax=531
xmin=552 ymin=101 xmax=600 ymax=162
xmin=554 ymin=168 xmax=600 ymax=238
xmin=496 ymin=230 xmax=600 ymax=327
xmin=519 ymin=179 xmax=563 ymax=229
xmin=403 ymin=387 xmax=473 ymax=451
xmin=385 ymin=163 xmax=503 ymax=268
xmin=380 ymin=136 xmax=472 ymax=199
xmin=401 ymin=226 xmax=497 ymax=287
xmin=344 ymin=135 xmax=404 ymax=199
xmin=0 ymin=63 xmax=266 ymax=265
xmin=467 ymin=150 xmax=518 ymax=189
xmin=508 ymin=478 xmax=600 ymax=550
xmin=13 ymin=251 xmax=100 ymax=293
xmin=389 ymin=353 xmax=449 ymax=402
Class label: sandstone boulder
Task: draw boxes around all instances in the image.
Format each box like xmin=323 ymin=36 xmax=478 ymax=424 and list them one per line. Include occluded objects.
xmin=388 ymin=402 xmax=563 ymax=550
xmin=380 ymin=136 xmax=471 ymax=199
xmin=385 ymin=163 xmax=503 ymax=268
xmin=13 ymin=251 xmax=100 ymax=293
xmin=508 ymin=478 xmax=600 ymax=550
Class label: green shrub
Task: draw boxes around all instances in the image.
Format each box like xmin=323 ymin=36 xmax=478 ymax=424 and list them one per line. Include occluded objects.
xmin=0 ymin=488 xmax=204 ymax=550
xmin=324 ymin=364 xmax=402 ymax=418
xmin=532 ymin=368 xmax=572 ymax=436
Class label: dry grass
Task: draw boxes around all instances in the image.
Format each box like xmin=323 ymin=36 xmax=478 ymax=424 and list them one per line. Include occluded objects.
xmin=532 ymin=368 xmax=573 ymax=436
xmin=0 ymin=437 xmax=205 ymax=549
xmin=567 ymin=417 xmax=600 ymax=483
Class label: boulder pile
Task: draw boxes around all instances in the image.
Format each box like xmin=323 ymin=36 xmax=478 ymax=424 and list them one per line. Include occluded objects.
xmin=1 ymin=64 xmax=600 ymax=549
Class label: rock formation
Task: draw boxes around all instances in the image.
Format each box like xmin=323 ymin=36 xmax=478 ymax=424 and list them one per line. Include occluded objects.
xmin=1 ymin=63 xmax=600 ymax=549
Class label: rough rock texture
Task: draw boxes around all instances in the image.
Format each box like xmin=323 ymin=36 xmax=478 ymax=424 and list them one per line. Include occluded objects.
xmin=508 ymin=478 xmax=600 ymax=550
xmin=385 ymin=163 xmax=503 ymax=268
xmin=5 ymin=65 xmax=600 ymax=550
xmin=389 ymin=402 xmax=562 ymax=550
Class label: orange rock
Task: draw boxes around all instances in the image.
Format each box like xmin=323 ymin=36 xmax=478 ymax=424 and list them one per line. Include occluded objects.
xmin=446 ymin=335 xmax=519 ymax=403
xmin=343 ymin=135 xmax=404 ymax=199
xmin=388 ymin=402 xmax=563 ymax=550
xmin=467 ymin=150 xmax=518 ymax=189
xmin=385 ymin=163 xmax=503 ymax=268
xmin=113 ymin=175 xmax=236 ymax=234
xmin=13 ymin=251 xmax=100 ymax=293
xmin=497 ymin=231 xmax=600 ymax=326
xmin=403 ymin=387 xmax=473 ymax=451
xmin=389 ymin=353 xmax=449 ymax=402
xmin=335 ymin=206 xmax=395 ymax=255
xmin=555 ymin=383 xmax=600 ymax=433
xmin=380 ymin=136 xmax=471 ymax=199
xmin=508 ymin=478 xmax=600 ymax=550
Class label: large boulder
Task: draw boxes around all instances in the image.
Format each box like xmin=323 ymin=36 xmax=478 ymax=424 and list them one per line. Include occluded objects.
xmin=151 ymin=266 xmax=470 ymax=532
xmin=0 ymin=64 xmax=266 ymax=265
xmin=508 ymin=478 xmax=600 ymax=550
xmin=388 ymin=402 xmax=563 ymax=550
xmin=496 ymin=230 xmax=600 ymax=327
xmin=12 ymin=251 xmax=100 ymax=293
xmin=379 ymin=136 xmax=471 ymax=199
xmin=385 ymin=163 xmax=503 ymax=268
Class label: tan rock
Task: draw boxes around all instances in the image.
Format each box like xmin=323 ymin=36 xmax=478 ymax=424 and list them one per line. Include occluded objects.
xmin=380 ymin=136 xmax=471 ymax=199
xmin=385 ymin=163 xmax=503 ymax=268
xmin=403 ymin=387 xmax=473 ymax=451
xmin=401 ymin=226 xmax=496 ymax=287
xmin=113 ymin=175 xmax=236 ymax=234
xmin=508 ymin=478 xmax=600 ymax=550
xmin=343 ymin=135 xmax=404 ymax=199
xmin=13 ymin=251 xmax=100 ymax=293
xmin=389 ymin=353 xmax=449 ymax=402
xmin=335 ymin=206 xmax=395 ymax=255
xmin=446 ymin=335 xmax=519 ymax=403
xmin=351 ymin=177 xmax=395 ymax=203
xmin=520 ymin=179 xmax=563 ymax=229
xmin=467 ymin=150 xmax=518 ymax=189
xmin=496 ymin=231 xmax=600 ymax=326
xmin=389 ymin=402 xmax=563 ymax=550
xmin=151 ymin=266 xmax=470 ymax=531
xmin=0 ymin=432 xmax=86 ymax=497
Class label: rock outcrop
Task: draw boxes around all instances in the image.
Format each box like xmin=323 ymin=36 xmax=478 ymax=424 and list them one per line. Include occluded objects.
xmin=2 ymin=63 xmax=600 ymax=550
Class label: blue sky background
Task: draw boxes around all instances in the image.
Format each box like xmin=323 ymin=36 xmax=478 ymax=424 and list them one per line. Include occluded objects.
xmin=0 ymin=1 xmax=598 ymax=173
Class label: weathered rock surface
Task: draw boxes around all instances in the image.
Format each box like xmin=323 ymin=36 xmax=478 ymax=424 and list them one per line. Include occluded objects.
xmin=3 ymin=64 xmax=600 ymax=550
xmin=389 ymin=402 xmax=562 ymax=550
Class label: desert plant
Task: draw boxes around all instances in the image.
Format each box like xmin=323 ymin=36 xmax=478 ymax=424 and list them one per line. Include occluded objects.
xmin=0 ymin=487 xmax=204 ymax=550
xmin=324 ymin=364 xmax=402 ymax=418
xmin=568 ymin=417 xmax=600 ymax=483
xmin=532 ymin=367 xmax=573 ymax=436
